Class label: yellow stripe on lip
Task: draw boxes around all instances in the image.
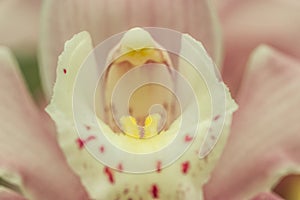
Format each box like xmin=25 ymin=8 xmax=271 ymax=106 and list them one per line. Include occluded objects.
xmin=99 ymin=28 xmax=179 ymax=137
xmin=120 ymin=114 xmax=162 ymax=139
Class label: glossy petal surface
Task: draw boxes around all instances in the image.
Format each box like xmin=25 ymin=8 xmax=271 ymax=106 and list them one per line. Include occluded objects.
xmin=47 ymin=30 xmax=237 ymax=200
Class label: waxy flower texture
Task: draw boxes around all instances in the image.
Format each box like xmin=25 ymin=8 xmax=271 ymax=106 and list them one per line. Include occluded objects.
xmin=0 ymin=0 xmax=300 ymax=200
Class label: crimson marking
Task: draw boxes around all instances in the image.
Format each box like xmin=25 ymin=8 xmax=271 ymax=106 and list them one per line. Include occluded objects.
xmin=213 ymin=115 xmax=220 ymax=121
xmin=151 ymin=184 xmax=159 ymax=198
xmin=117 ymin=163 xmax=123 ymax=172
xmin=104 ymin=166 xmax=114 ymax=184
xmin=181 ymin=161 xmax=190 ymax=174
xmin=99 ymin=145 xmax=105 ymax=153
xmin=76 ymin=138 xmax=84 ymax=149
xmin=156 ymin=161 xmax=162 ymax=173
xmin=63 ymin=68 xmax=67 ymax=74
xmin=76 ymin=135 xmax=96 ymax=149
xmin=184 ymin=134 xmax=193 ymax=142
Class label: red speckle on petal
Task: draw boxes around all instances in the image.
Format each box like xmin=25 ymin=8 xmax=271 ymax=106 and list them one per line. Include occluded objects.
xmin=76 ymin=138 xmax=84 ymax=149
xmin=85 ymin=125 xmax=91 ymax=130
xmin=156 ymin=161 xmax=162 ymax=173
xmin=117 ymin=163 xmax=123 ymax=172
xmin=104 ymin=166 xmax=115 ymax=184
xmin=86 ymin=135 xmax=96 ymax=142
xmin=184 ymin=134 xmax=193 ymax=142
xmin=213 ymin=115 xmax=220 ymax=121
xmin=123 ymin=188 xmax=129 ymax=195
xmin=63 ymin=68 xmax=67 ymax=74
xmin=76 ymin=135 xmax=96 ymax=150
xmin=181 ymin=161 xmax=190 ymax=174
xmin=150 ymin=184 xmax=159 ymax=198
xmin=99 ymin=145 xmax=105 ymax=153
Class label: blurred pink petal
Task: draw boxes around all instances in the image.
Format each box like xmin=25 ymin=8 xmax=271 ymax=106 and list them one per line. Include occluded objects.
xmin=39 ymin=0 xmax=221 ymax=98
xmin=0 ymin=189 xmax=26 ymax=200
xmin=203 ymin=45 xmax=300 ymax=199
xmin=0 ymin=47 xmax=89 ymax=199
xmin=214 ymin=0 xmax=300 ymax=96
xmin=0 ymin=0 xmax=40 ymax=53
xmin=251 ymin=192 xmax=283 ymax=200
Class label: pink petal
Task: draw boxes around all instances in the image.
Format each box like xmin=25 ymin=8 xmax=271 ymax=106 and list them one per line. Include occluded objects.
xmin=215 ymin=0 xmax=300 ymax=96
xmin=203 ymin=45 xmax=300 ymax=199
xmin=0 ymin=47 xmax=89 ymax=199
xmin=251 ymin=192 xmax=283 ymax=200
xmin=39 ymin=0 xmax=221 ymax=98
xmin=0 ymin=0 xmax=40 ymax=53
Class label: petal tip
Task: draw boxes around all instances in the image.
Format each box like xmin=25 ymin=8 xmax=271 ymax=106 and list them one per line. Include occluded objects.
xmin=120 ymin=27 xmax=156 ymax=52
xmin=248 ymin=45 xmax=275 ymax=71
xmin=0 ymin=46 xmax=19 ymax=71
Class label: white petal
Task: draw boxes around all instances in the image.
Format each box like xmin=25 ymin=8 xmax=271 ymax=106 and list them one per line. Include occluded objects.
xmin=47 ymin=28 xmax=236 ymax=199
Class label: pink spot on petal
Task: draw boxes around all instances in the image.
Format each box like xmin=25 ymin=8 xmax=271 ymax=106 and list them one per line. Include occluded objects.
xmin=104 ymin=166 xmax=114 ymax=184
xmin=184 ymin=134 xmax=193 ymax=142
xmin=85 ymin=125 xmax=91 ymax=130
xmin=99 ymin=145 xmax=105 ymax=153
xmin=76 ymin=138 xmax=84 ymax=149
xmin=123 ymin=188 xmax=129 ymax=195
xmin=76 ymin=135 xmax=96 ymax=150
xmin=213 ymin=115 xmax=220 ymax=121
xmin=150 ymin=184 xmax=159 ymax=198
xmin=181 ymin=161 xmax=190 ymax=174
xmin=156 ymin=161 xmax=162 ymax=173
xmin=86 ymin=135 xmax=96 ymax=142
xmin=117 ymin=163 xmax=123 ymax=172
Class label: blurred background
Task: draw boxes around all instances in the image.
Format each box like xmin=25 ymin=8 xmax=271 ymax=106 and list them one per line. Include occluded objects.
xmin=0 ymin=0 xmax=299 ymax=199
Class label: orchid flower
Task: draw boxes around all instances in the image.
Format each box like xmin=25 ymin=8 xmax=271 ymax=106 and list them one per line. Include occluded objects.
xmin=0 ymin=0 xmax=300 ymax=200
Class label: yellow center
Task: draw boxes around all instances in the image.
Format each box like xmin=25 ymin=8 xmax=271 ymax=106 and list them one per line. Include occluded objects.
xmin=98 ymin=28 xmax=179 ymax=140
xmin=120 ymin=114 xmax=161 ymax=139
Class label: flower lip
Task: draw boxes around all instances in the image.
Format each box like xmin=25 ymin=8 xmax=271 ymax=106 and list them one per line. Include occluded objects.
xmin=99 ymin=49 xmax=179 ymax=136
xmin=69 ymin=27 xmax=228 ymax=173
xmin=99 ymin=28 xmax=180 ymax=137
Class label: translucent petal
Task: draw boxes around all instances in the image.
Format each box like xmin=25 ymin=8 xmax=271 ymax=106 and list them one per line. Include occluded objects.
xmin=215 ymin=0 xmax=300 ymax=96
xmin=39 ymin=0 xmax=221 ymax=98
xmin=0 ymin=47 xmax=89 ymax=200
xmin=204 ymin=45 xmax=300 ymax=200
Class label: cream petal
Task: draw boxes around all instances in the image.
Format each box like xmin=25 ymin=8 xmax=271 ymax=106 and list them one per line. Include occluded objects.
xmin=203 ymin=45 xmax=300 ymax=199
xmin=0 ymin=47 xmax=89 ymax=200
xmin=39 ymin=0 xmax=221 ymax=98
xmin=47 ymin=28 xmax=237 ymax=199
xmin=214 ymin=0 xmax=300 ymax=96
